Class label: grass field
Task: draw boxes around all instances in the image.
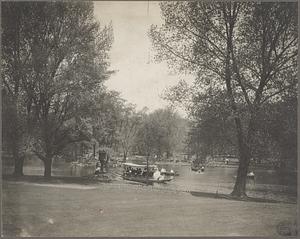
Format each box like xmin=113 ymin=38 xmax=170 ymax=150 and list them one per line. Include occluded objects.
xmin=2 ymin=179 xmax=297 ymax=237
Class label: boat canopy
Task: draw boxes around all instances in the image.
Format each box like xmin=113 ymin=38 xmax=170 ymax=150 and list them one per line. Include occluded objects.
xmin=122 ymin=162 xmax=157 ymax=169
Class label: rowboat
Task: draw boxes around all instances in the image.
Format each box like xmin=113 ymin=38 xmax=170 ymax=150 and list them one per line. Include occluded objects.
xmin=122 ymin=175 xmax=172 ymax=184
xmin=122 ymin=162 xmax=173 ymax=184
xmin=191 ymin=165 xmax=205 ymax=172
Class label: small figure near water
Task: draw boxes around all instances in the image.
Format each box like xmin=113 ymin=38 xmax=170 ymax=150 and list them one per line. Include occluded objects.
xmin=247 ymin=171 xmax=255 ymax=178
xmin=94 ymin=161 xmax=101 ymax=175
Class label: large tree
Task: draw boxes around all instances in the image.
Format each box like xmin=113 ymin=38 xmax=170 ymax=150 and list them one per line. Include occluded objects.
xmin=150 ymin=2 xmax=297 ymax=197
xmin=32 ymin=2 xmax=113 ymax=177
xmin=2 ymin=2 xmax=113 ymax=177
xmin=2 ymin=3 xmax=34 ymax=176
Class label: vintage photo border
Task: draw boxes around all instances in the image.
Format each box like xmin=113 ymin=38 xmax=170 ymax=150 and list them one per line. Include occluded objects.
xmin=0 ymin=0 xmax=299 ymax=238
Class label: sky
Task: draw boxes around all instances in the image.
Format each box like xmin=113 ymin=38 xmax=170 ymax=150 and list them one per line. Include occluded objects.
xmin=93 ymin=1 xmax=193 ymax=113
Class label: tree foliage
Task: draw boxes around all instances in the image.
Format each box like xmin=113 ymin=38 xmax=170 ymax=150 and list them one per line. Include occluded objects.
xmin=187 ymin=90 xmax=236 ymax=161
xmin=135 ymin=108 xmax=186 ymax=159
xmin=2 ymin=3 xmax=36 ymax=175
xmin=116 ymin=104 xmax=144 ymax=161
xmin=2 ymin=2 xmax=114 ymax=177
xmin=150 ymin=2 xmax=297 ymax=197
xmin=90 ymin=91 xmax=124 ymax=149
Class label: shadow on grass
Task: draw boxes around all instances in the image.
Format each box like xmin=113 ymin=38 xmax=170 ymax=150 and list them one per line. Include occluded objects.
xmin=2 ymin=174 xmax=112 ymax=185
xmin=190 ymin=191 xmax=296 ymax=204
xmin=2 ymin=223 xmax=22 ymax=237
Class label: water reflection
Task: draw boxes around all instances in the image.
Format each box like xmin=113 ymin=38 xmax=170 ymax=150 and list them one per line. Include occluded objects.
xmin=152 ymin=164 xmax=296 ymax=193
xmin=3 ymin=159 xmax=296 ymax=190
xmin=158 ymin=164 xmax=296 ymax=186
xmin=69 ymin=164 xmax=95 ymax=177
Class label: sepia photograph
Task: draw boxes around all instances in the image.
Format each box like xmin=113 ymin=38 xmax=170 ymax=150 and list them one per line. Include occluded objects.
xmin=1 ymin=0 xmax=298 ymax=237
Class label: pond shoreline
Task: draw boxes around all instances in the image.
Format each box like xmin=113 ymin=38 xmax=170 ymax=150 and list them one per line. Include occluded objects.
xmin=3 ymin=174 xmax=296 ymax=204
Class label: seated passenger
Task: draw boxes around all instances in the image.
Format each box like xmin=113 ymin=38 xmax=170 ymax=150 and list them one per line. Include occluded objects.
xmin=153 ymin=169 xmax=160 ymax=180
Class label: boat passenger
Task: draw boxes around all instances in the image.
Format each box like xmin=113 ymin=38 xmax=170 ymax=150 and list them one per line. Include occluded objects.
xmin=142 ymin=168 xmax=148 ymax=177
xmin=138 ymin=168 xmax=143 ymax=176
xmin=153 ymin=168 xmax=161 ymax=180
xmin=160 ymin=168 xmax=166 ymax=175
xmin=128 ymin=167 xmax=132 ymax=176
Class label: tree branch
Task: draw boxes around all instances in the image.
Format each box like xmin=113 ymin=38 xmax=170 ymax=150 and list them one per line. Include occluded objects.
xmin=261 ymin=84 xmax=296 ymax=104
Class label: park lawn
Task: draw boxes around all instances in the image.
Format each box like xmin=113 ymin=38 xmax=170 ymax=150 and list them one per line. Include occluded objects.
xmin=2 ymin=180 xmax=297 ymax=237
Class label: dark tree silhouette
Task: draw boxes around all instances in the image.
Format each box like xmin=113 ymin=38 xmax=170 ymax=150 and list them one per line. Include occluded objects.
xmin=150 ymin=2 xmax=297 ymax=197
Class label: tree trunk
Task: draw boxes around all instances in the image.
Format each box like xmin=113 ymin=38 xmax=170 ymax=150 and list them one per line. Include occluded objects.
xmin=93 ymin=144 xmax=96 ymax=158
xmin=123 ymin=151 xmax=127 ymax=162
xmin=231 ymin=113 xmax=257 ymax=197
xmin=10 ymin=105 xmax=25 ymax=177
xmin=146 ymin=154 xmax=149 ymax=184
xmin=13 ymin=154 xmax=24 ymax=177
xmin=11 ymin=134 xmax=24 ymax=176
xmin=231 ymin=142 xmax=250 ymax=197
xmin=100 ymin=160 xmax=104 ymax=172
xmin=44 ymin=156 xmax=52 ymax=178
xmin=221 ymin=4 xmax=249 ymax=198
xmin=99 ymin=150 xmax=105 ymax=172
xmin=105 ymin=153 xmax=110 ymax=172
xmin=74 ymin=145 xmax=78 ymax=161
xmin=166 ymin=151 xmax=170 ymax=159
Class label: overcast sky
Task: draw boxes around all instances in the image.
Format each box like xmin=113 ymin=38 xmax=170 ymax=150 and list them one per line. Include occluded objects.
xmin=93 ymin=1 xmax=193 ymax=113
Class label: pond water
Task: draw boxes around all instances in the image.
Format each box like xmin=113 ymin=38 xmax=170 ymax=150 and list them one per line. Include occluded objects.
xmin=3 ymin=158 xmax=296 ymax=192
xmin=159 ymin=164 xmax=297 ymax=186
xmin=154 ymin=164 xmax=297 ymax=193
xmin=3 ymin=159 xmax=95 ymax=177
